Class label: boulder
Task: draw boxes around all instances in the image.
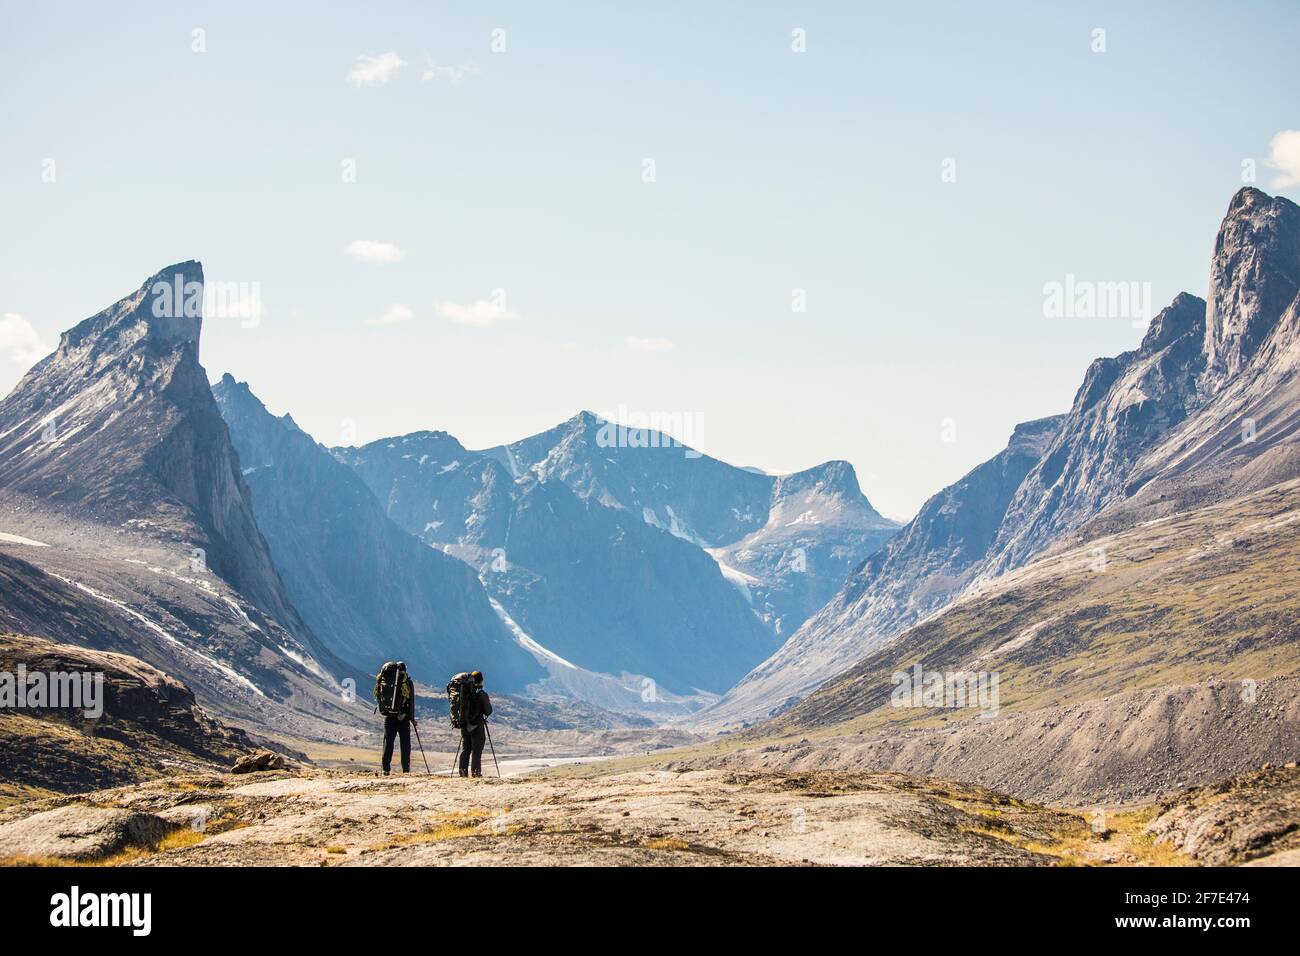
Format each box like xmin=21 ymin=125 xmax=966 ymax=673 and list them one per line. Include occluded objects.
xmin=231 ymin=750 xmax=288 ymax=774
xmin=0 ymin=805 xmax=172 ymax=861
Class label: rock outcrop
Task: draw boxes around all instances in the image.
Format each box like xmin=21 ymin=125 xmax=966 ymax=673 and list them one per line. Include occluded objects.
xmin=0 ymin=632 xmax=253 ymax=795
xmin=0 ymin=805 xmax=174 ymax=862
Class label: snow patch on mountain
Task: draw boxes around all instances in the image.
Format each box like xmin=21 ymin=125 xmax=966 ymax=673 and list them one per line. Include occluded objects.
xmin=53 ymin=573 xmax=265 ymax=698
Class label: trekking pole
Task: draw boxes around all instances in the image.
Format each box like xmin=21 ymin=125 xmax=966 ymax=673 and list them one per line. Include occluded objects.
xmin=411 ymin=719 xmax=431 ymax=774
xmin=451 ymin=736 xmax=462 ymax=776
xmin=484 ymin=720 xmax=501 ymax=778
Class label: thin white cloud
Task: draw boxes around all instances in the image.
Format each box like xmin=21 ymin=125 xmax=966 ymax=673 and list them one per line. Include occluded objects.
xmin=422 ymin=57 xmax=478 ymax=86
xmin=435 ymin=299 xmax=518 ymax=327
xmin=0 ymin=313 xmax=51 ymax=367
xmin=345 ymin=240 xmax=406 ymax=264
xmin=1267 ymin=130 xmax=1300 ymax=188
xmin=625 ymin=335 xmax=676 ymax=352
xmin=346 ymin=52 xmax=406 ymax=88
xmin=367 ymin=304 xmax=414 ymax=327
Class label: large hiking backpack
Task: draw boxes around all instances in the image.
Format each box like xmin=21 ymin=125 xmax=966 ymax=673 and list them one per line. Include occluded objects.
xmin=447 ymin=672 xmax=480 ymax=728
xmin=375 ymin=661 xmax=407 ymax=717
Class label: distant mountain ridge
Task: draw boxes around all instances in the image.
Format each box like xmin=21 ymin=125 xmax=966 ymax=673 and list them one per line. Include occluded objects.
xmin=333 ymin=412 xmax=898 ymax=702
xmin=336 ymin=433 xmax=780 ymax=697
xmin=480 ymin=410 xmax=899 ymax=636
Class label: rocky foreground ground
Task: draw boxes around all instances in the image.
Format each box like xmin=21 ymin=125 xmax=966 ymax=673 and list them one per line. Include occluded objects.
xmin=0 ymin=763 xmax=1296 ymax=867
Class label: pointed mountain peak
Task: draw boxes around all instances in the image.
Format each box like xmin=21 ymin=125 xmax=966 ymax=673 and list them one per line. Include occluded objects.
xmin=775 ymin=460 xmax=862 ymax=498
xmin=58 ymin=260 xmax=205 ymax=362
xmin=212 ymin=374 xmax=307 ymax=441
xmin=1226 ymin=185 xmax=1298 ymax=216
xmin=1204 ymin=188 xmax=1300 ymax=389
xmin=212 ymin=373 xmax=265 ymax=412
xmin=1140 ymin=292 xmax=1206 ymax=355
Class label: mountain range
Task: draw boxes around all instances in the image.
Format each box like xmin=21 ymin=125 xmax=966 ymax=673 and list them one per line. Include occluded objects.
xmin=1 ymin=186 xmax=1296 ymax=795
xmin=702 ymin=186 xmax=1300 ymax=729
xmin=0 ymin=259 xmax=898 ymax=732
xmin=332 ymin=410 xmax=897 ymax=703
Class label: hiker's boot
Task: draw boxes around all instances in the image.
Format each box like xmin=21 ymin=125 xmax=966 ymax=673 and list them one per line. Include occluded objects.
xmin=458 ymin=769 xmax=469 ymax=778
xmin=471 ymin=769 xmax=482 ymax=778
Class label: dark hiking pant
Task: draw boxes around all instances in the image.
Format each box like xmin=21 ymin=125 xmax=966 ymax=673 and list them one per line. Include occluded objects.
xmin=459 ymin=724 xmax=486 ymax=777
xmin=383 ymin=716 xmax=411 ymax=773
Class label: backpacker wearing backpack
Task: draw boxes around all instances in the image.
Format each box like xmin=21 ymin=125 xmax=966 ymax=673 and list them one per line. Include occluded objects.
xmin=375 ymin=661 xmax=411 ymax=718
xmin=446 ymin=672 xmax=481 ymax=729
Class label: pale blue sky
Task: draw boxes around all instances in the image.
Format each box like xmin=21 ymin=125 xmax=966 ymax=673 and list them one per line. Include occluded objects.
xmin=2 ymin=1 xmax=1297 ymax=518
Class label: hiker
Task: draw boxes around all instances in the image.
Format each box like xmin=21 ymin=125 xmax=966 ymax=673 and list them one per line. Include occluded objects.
xmin=448 ymin=670 xmax=492 ymax=778
xmin=374 ymin=661 xmax=417 ymax=775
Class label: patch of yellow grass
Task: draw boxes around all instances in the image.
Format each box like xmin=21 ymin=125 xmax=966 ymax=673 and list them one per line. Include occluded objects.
xmin=991 ymin=805 xmax=1195 ymax=867
xmin=0 ymin=783 xmax=61 ymax=809
xmin=372 ymin=820 xmax=483 ymax=850
xmin=437 ymin=808 xmax=491 ymax=822
xmin=1105 ymin=807 xmax=1194 ymax=867
xmin=0 ymin=826 xmax=208 ymax=868
xmin=644 ymin=837 xmax=691 ymax=851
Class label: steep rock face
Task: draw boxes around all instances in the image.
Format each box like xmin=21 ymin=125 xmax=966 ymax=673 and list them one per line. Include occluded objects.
xmin=0 ymin=262 xmax=298 ymax=630
xmin=983 ymin=293 xmax=1207 ymax=574
xmin=338 ymin=434 xmax=776 ymax=696
xmin=497 ymin=477 xmax=778 ymax=694
xmin=698 ymin=415 xmax=1063 ymax=727
xmin=982 ymin=191 xmax=1297 ymax=570
xmin=213 ymin=377 xmax=543 ymax=691
xmin=1091 ymin=191 xmax=1300 ymax=528
xmin=0 ymin=264 xmax=367 ymax=742
xmin=1202 ymin=187 xmax=1300 ymax=392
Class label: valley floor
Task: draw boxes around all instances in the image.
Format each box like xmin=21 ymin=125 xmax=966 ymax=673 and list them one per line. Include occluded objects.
xmin=1 ymin=763 xmax=1296 ymax=867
